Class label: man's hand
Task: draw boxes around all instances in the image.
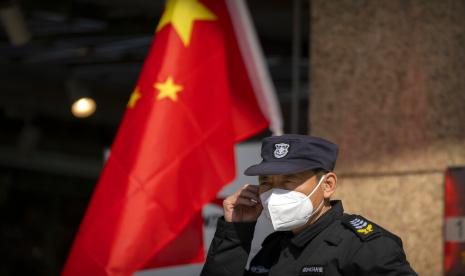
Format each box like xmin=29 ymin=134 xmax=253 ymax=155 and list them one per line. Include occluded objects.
xmin=223 ymin=184 xmax=263 ymax=222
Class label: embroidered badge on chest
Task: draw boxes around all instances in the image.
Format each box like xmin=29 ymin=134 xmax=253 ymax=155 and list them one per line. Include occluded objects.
xmin=274 ymin=143 xmax=290 ymax=158
xmin=300 ymin=265 xmax=324 ymax=275
xmin=250 ymin=265 xmax=269 ymax=274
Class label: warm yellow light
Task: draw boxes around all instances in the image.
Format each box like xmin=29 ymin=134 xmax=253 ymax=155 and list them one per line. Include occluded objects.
xmin=71 ymin=97 xmax=96 ymax=118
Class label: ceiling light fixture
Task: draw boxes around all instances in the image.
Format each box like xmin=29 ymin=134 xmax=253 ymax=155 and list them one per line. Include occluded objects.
xmin=66 ymin=78 xmax=97 ymax=118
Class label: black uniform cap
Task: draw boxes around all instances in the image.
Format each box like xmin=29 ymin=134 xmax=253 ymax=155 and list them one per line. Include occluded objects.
xmin=244 ymin=134 xmax=339 ymax=176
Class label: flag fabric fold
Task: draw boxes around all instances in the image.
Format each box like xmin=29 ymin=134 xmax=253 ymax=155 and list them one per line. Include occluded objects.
xmin=62 ymin=0 xmax=281 ymax=275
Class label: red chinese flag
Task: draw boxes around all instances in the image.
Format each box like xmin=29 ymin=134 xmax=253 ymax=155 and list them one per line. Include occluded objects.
xmin=62 ymin=0 xmax=279 ymax=275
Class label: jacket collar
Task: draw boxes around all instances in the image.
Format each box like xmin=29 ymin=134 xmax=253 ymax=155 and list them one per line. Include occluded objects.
xmin=290 ymin=200 xmax=344 ymax=247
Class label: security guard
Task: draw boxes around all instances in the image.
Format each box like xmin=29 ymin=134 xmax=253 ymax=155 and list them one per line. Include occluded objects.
xmin=201 ymin=134 xmax=417 ymax=276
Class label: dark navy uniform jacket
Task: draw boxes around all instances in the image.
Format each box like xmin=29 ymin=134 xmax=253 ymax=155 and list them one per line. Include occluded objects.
xmin=201 ymin=201 xmax=417 ymax=276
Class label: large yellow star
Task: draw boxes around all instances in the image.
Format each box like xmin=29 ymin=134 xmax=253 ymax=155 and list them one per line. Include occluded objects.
xmin=127 ymin=87 xmax=141 ymax=108
xmin=156 ymin=0 xmax=217 ymax=46
xmin=155 ymin=77 xmax=183 ymax=101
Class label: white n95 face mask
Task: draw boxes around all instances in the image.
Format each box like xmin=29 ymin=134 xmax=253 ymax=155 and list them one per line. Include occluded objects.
xmin=260 ymin=175 xmax=326 ymax=231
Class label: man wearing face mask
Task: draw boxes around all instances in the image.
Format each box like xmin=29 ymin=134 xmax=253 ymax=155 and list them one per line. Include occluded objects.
xmin=201 ymin=134 xmax=417 ymax=276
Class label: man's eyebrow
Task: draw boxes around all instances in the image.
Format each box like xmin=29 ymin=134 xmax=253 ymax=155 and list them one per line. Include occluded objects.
xmin=286 ymin=173 xmax=312 ymax=180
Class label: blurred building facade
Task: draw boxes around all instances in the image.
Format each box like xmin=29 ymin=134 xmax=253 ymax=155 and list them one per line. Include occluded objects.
xmin=309 ymin=1 xmax=465 ymax=275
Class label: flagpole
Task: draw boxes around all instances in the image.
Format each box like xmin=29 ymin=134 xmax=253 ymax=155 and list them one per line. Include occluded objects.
xmin=291 ymin=0 xmax=302 ymax=134
xmin=226 ymin=0 xmax=283 ymax=136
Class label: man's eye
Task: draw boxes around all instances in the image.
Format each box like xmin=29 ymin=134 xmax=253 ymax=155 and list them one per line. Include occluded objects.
xmin=259 ymin=185 xmax=271 ymax=193
xmin=285 ymin=180 xmax=302 ymax=188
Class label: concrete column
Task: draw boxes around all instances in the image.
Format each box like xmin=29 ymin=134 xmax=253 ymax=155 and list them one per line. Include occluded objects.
xmin=309 ymin=1 xmax=465 ymax=275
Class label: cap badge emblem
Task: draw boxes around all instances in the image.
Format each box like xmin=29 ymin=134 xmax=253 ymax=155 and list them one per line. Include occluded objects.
xmin=274 ymin=143 xmax=289 ymax=158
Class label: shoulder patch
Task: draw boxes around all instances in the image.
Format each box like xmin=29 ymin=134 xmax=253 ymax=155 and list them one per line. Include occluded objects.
xmin=341 ymin=214 xmax=381 ymax=241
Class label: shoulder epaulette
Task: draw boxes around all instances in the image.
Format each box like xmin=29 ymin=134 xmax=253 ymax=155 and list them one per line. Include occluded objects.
xmin=341 ymin=214 xmax=382 ymax=241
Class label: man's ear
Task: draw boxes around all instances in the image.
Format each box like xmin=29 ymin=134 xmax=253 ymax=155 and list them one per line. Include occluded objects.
xmin=323 ymin=172 xmax=337 ymax=199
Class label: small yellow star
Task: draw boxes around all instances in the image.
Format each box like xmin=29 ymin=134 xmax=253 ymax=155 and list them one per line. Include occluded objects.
xmin=127 ymin=87 xmax=141 ymax=108
xmin=156 ymin=0 xmax=217 ymax=46
xmin=155 ymin=77 xmax=183 ymax=101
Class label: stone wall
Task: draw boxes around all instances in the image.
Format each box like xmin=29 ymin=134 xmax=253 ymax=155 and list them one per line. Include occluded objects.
xmin=309 ymin=1 xmax=465 ymax=275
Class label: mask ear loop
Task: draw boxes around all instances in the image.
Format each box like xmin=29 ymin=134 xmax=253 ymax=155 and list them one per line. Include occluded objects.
xmin=305 ymin=174 xmax=327 ymax=218
xmin=306 ymin=174 xmax=326 ymax=199
xmin=312 ymin=198 xmax=325 ymax=214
